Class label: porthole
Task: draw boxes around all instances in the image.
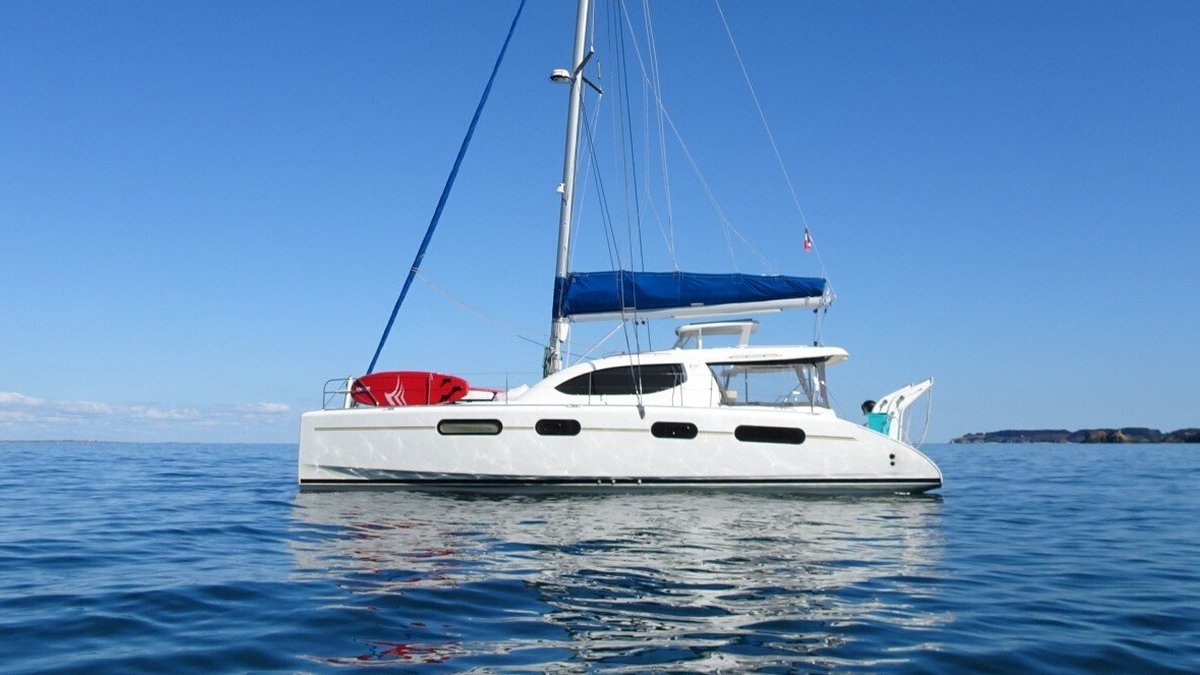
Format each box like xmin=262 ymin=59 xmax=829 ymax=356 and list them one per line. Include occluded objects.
xmin=535 ymin=419 xmax=581 ymax=436
xmin=437 ymin=419 xmax=503 ymax=435
xmin=651 ymin=421 xmax=698 ymax=439
xmin=734 ymin=425 xmax=805 ymax=444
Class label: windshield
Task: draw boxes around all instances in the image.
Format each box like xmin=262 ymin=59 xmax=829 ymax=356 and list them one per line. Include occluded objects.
xmin=707 ymin=360 xmax=829 ymax=408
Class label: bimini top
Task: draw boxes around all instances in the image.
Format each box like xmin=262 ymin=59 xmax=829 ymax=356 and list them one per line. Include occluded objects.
xmin=554 ymin=271 xmax=831 ymax=322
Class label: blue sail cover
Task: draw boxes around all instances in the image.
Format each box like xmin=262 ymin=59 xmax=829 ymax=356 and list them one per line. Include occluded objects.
xmin=554 ymin=271 xmax=828 ymax=320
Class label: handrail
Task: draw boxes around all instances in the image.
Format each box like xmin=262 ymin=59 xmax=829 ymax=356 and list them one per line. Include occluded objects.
xmin=322 ymin=377 xmax=356 ymax=410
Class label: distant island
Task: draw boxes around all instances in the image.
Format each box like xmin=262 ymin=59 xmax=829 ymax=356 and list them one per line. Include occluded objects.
xmin=951 ymin=428 xmax=1200 ymax=444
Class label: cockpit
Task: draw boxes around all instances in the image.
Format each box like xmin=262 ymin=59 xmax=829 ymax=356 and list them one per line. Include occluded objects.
xmin=708 ymin=359 xmax=829 ymax=408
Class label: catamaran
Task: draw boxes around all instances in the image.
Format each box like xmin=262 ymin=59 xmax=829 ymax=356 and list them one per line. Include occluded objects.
xmin=298 ymin=0 xmax=941 ymax=493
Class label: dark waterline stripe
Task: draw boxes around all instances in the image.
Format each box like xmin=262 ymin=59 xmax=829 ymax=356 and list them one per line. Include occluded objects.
xmin=300 ymin=476 xmax=941 ymax=487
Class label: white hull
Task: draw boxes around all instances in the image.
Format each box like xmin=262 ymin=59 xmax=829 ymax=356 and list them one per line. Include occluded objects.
xmin=299 ymin=402 xmax=941 ymax=494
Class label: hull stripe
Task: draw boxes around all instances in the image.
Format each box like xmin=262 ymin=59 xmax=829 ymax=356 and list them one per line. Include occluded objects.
xmin=300 ymin=476 xmax=941 ymax=487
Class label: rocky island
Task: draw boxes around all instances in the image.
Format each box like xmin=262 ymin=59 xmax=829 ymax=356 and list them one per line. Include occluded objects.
xmin=951 ymin=428 xmax=1200 ymax=444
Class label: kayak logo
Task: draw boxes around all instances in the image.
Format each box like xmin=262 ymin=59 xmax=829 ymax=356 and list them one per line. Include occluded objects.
xmin=385 ymin=377 xmax=407 ymax=406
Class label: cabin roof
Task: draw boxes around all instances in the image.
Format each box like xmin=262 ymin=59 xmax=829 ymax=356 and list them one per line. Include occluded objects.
xmin=552 ymin=344 xmax=848 ymax=378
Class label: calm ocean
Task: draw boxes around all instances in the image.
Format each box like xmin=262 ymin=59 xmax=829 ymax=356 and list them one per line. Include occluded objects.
xmin=1 ymin=441 xmax=1197 ymax=673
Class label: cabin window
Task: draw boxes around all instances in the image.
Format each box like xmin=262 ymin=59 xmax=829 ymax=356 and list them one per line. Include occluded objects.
xmin=651 ymin=421 xmax=698 ymax=439
xmin=535 ymin=419 xmax=581 ymax=436
xmin=437 ymin=419 xmax=503 ymax=435
xmin=556 ymin=364 xmax=685 ymax=396
xmin=708 ymin=359 xmax=829 ymax=408
xmin=735 ymin=425 xmax=806 ymax=444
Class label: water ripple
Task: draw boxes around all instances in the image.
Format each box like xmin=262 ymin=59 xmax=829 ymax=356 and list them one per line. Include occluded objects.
xmin=1 ymin=442 xmax=1198 ymax=671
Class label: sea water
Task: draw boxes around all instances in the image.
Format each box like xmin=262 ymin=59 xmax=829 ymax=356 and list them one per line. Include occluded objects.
xmin=0 ymin=441 xmax=1197 ymax=673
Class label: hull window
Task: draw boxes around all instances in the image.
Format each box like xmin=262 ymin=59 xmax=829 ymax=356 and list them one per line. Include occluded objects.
xmin=437 ymin=419 xmax=503 ymax=435
xmin=735 ymin=425 xmax=806 ymax=444
xmin=651 ymin=421 xmax=699 ymax=439
xmin=556 ymin=364 xmax=685 ymax=396
xmin=535 ymin=419 xmax=582 ymax=436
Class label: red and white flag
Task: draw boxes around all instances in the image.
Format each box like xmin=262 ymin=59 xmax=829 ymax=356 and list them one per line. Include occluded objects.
xmin=803 ymin=228 xmax=813 ymax=253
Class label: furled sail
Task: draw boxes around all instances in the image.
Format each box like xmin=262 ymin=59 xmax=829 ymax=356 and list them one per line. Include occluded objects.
xmin=553 ymin=271 xmax=831 ymax=322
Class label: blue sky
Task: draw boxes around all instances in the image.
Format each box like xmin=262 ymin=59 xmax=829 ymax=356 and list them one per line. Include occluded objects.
xmin=2 ymin=0 xmax=1197 ymax=443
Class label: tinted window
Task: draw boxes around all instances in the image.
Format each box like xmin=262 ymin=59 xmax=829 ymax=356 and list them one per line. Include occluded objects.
xmin=437 ymin=419 xmax=503 ymax=435
xmin=734 ymin=425 xmax=806 ymax=444
xmin=651 ymin=421 xmax=698 ymax=439
xmin=556 ymin=364 xmax=685 ymax=396
xmin=535 ymin=419 xmax=581 ymax=436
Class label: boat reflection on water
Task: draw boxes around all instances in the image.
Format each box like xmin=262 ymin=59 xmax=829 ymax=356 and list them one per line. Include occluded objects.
xmin=289 ymin=492 xmax=948 ymax=669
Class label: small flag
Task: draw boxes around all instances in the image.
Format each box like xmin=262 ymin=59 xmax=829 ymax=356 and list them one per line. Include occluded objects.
xmin=803 ymin=228 xmax=813 ymax=253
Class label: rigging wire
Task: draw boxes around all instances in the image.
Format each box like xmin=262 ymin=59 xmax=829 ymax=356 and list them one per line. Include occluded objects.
xmin=614 ymin=0 xmax=775 ymax=274
xmin=614 ymin=0 xmax=643 ymax=281
xmin=416 ymin=271 xmax=604 ymax=365
xmin=567 ymin=94 xmax=606 ymax=274
xmin=604 ymin=2 xmax=646 ymax=409
xmin=573 ymin=322 xmax=628 ymax=362
xmin=579 ymin=104 xmax=623 ymax=272
xmin=641 ymin=0 xmax=678 ymax=269
xmin=567 ymin=7 xmax=639 ymax=374
xmin=713 ymin=0 xmax=830 ymax=283
xmin=580 ymin=92 xmax=643 ymax=403
xmin=613 ymin=0 xmax=649 ymax=360
xmin=366 ymin=0 xmax=527 ymax=374
xmin=615 ymin=2 xmax=647 ymax=277
xmin=634 ymin=67 xmax=677 ymax=271
xmin=413 ymin=271 xmax=546 ymax=349
xmin=639 ymin=181 xmax=675 ymax=269
xmin=414 ymin=275 xmax=604 ymax=391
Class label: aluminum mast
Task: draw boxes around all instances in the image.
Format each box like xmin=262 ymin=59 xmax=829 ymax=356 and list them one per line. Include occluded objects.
xmin=546 ymin=0 xmax=592 ymax=375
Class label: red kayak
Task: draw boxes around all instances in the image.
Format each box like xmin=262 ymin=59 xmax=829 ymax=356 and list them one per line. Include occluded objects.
xmin=351 ymin=371 xmax=469 ymax=407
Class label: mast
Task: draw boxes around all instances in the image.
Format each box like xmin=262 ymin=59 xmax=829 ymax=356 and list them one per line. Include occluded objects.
xmin=546 ymin=0 xmax=592 ymax=376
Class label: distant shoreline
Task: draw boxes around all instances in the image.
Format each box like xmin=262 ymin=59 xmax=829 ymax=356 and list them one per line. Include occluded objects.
xmin=951 ymin=428 xmax=1200 ymax=444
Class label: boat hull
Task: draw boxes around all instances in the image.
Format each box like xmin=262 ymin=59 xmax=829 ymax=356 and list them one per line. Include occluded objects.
xmin=298 ymin=403 xmax=941 ymax=494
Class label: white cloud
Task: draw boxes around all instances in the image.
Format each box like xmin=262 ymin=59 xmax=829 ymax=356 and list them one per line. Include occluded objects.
xmin=0 ymin=410 xmax=37 ymax=423
xmin=60 ymin=400 xmax=119 ymax=416
xmin=0 ymin=391 xmax=298 ymax=441
xmin=131 ymin=406 xmax=202 ymax=421
xmin=0 ymin=392 xmax=45 ymax=406
xmin=236 ymin=402 xmax=290 ymax=414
